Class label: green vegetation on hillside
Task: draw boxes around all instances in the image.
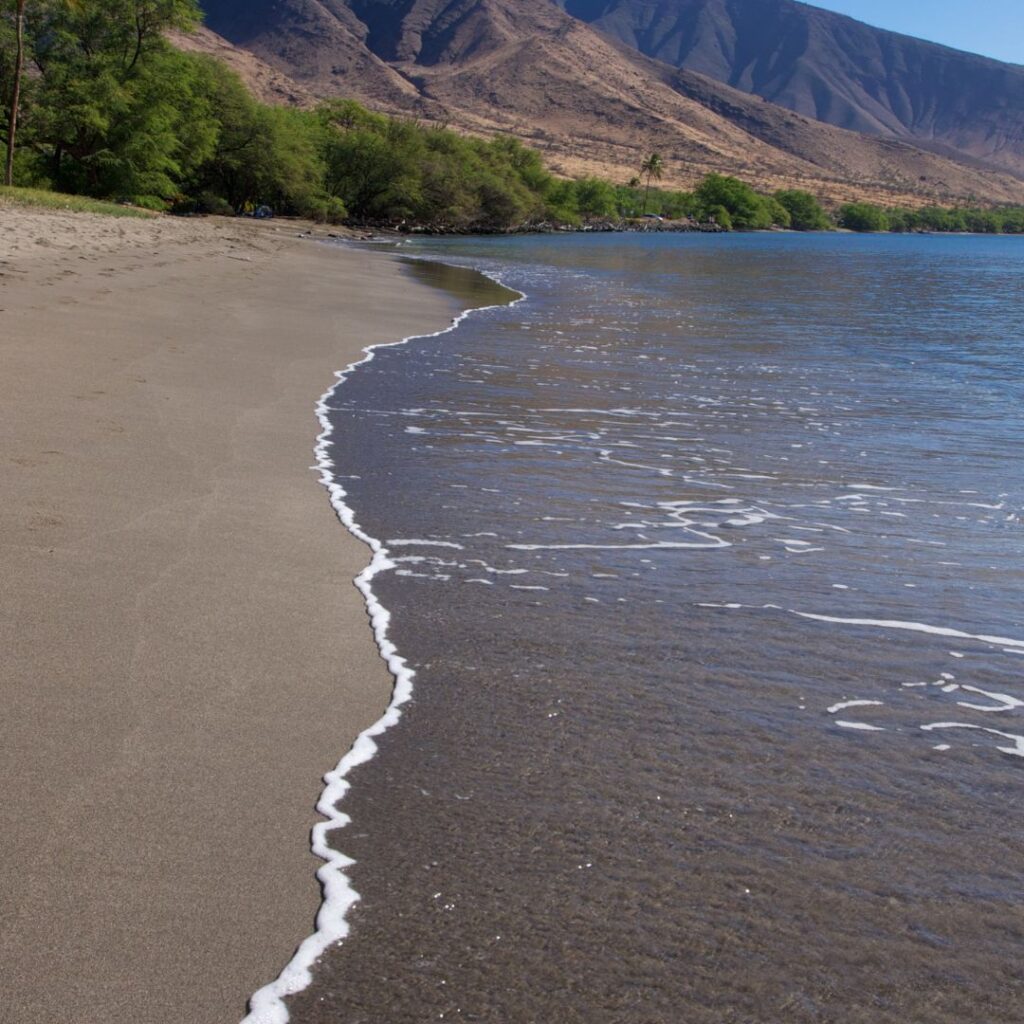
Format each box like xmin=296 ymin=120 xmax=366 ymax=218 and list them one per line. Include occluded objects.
xmin=2 ymin=1 xmax=1023 ymax=234
xmin=839 ymin=201 xmax=1024 ymax=234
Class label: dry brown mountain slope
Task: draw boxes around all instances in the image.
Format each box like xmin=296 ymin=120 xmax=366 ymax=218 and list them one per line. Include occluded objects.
xmin=194 ymin=0 xmax=1024 ymax=206
xmin=194 ymin=0 xmax=430 ymax=112
xmin=169 ymin=26 xmax=318 ymax=106
xmin=558 ymin=0 xmax=1024 ymax=178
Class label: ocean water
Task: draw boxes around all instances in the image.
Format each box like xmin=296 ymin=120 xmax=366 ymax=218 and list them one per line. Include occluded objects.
xmin=287 ymin=233 xmax=1023 ymax=1023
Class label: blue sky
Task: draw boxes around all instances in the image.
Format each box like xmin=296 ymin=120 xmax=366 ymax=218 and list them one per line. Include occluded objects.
xmin=809 ymin=0 xmax=1024 ymax=64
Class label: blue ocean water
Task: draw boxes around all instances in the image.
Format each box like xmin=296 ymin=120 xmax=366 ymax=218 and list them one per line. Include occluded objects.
xmin=291 ymin=233 xmax=1024 ymax=1023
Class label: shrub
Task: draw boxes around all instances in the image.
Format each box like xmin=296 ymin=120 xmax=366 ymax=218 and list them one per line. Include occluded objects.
xmin=838 ymin=202 xmax=890 ymax=232
xmin=695 ymin=174 xmax=774 ymax=229
xmin=774 ymin=189 xmax=830 ymax=230
xmin=706 ymin=204 xmax=733 ymax=230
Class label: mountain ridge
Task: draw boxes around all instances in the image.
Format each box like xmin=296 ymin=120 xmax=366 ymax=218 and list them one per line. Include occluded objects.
xmin=557 ymin=0 xmax=1024 ymax=177
xmin=193 ymin=0 xmax=1024 ymax=206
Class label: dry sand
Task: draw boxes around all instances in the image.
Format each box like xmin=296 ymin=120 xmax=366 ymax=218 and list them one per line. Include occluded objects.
xmin=0 ymin=205 xmax=461 ymax=1023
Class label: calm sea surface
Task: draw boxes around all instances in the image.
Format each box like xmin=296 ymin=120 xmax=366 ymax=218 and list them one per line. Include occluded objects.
xmin=291 ymin=233 xmax=1024 ymax=1023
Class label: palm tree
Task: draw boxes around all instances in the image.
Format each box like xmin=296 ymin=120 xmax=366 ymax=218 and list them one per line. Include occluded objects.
xmin=4 ymin=0 xmax=26 ymax=186
xmin=639 ymin=152 xmax=664 ymax=215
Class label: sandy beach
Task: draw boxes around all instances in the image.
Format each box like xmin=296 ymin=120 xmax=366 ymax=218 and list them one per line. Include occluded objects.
xmin=0 ymin=205 xmax=461 ymax=1023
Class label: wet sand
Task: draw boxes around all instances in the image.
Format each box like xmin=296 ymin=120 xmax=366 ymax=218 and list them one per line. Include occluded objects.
xmin=0 ymin=207 xmax=460 ymax=1023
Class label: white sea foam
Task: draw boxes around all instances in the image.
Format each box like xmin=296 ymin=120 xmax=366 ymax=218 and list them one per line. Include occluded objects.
xmin=387 ymin=538 xmax=465 ymax=549
xmin=920 ymin=723 xmax=1024 ymax=757
xmin=241 ymin=254 xmax=524 ymax=1024
xmin=508 ymin=539 xmax=728 ymax=551
xmin=828 ymin=700 xmax=884 ymax=714
xmin=792 ymin=611 xmax=1024 ymax=651
xmin=703 ymin=602 xmax=1024 ymax=653
xmin=954 ymin=685 xmax=1023 ymax=713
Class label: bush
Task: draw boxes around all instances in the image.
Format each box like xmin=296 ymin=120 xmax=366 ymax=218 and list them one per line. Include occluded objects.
xmin=766 ymin=197 xmax=792 ymax=229
xmin=305 ymin=196 xmax=348 ymax=224
xmin=706 ymin=204 xmax=733 ymax=230
xmin=130 ymin=195 xmax=171 ymax=211
xmin=838 ymin=202 xmax=890 ymax=232
xmin=774 ymin=189 xmax=830 ymax=231
xmin=695 ymin=174 xmax=778 ymax=229
xmin=1000 ymin=208 xmax=1024 ymax=233
xmin=574 ymin=177 xmax=617 ymax=219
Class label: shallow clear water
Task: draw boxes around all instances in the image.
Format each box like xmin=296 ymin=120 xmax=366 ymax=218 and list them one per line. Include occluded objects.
xmin=291 ymin=233 xmax=1024 ymax=1023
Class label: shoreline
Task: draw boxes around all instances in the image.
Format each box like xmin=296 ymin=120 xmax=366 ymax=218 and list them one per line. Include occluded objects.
xmin=245 ymin=251 xmax=522 ymax=1024
xmin=0 ymin=208 xmax=471 ymax=1023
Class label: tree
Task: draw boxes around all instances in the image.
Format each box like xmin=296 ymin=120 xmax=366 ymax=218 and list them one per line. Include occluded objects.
xmin=187 ymin=61 xmax=335 ymax=217
xmin=1001 ymin=207 xmax=1024 ymax=233
xmin=694 ymin=174 xmax=777 ymax=229
xmin=706 ymin=204 xmax=732 ymax=230
xmin=3 ymin=0 xmax=26 ymax=185
xmin=574 ymin=176 xmax=617 ymax=219
xmin=774 ymin=189 xmax=830 ymax=231
xmin=659 ymin=190 xmax=695 ymax=219
xmin=544 ymin=178 xmax=580 ymax=224
xmin=639 ymin=151 xmax=663 ymax=214
xmin=963 ymin=208 xmax=1001 ymax=233
xmin=766 ymin=196 xmax=792 ymax=229
xmin=22 ymin=0 xmax=206 ymax=199
xmin=837 ymin=202 xmax=890 ymax=232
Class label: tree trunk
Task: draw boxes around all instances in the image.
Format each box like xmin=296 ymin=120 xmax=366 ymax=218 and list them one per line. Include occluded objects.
xmin=4 ymin=0 xmax=26 ymax=187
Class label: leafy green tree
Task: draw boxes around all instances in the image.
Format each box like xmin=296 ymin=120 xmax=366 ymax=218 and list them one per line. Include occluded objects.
xmin=705 ymin=203 xmax=732 ymax=230
xmin=659 ymin=190 xmax=696 ymax=219
xmin=916 ymin=205 xmax=968 ymax=232
xmin=774 ymin=189 xmax=830 ymax=230
xmin=885 ymin=208 xmax=913 ymax=232
xmin=315 ymin=101 xmax=557 ymax=230
xmin=475 ymin=170 xmax=529 ymax=226
xmin=488 ymin=134 xmax=552 ymax=195
xmin=694 ymin=174 xmax=778 ymax=229
xmin=544 ymin=177 xmax=580 ymax=224
xmin=837 ymin=202 xmax=890 ymax=231
xmin=574 ymin=176 xmax=617 ymax=220
xmin=324 ymin=127 xmax=415 ymax=221
xmin=766 ymin=196 xmax=791 ymax=229
xmin=170 ymin=59 xmax=338 ymax=219
xmin=320 ymin=98 xmax=389 ymax=132
xmin=9 ymin=0 xmax=211 ymax=201
xmin=181 ymin=56 xmax=262 ymax=210
xmin=963 ymin=208 xmax=1002 ymax=233
xmin=614 ymin=184 xmax=642 ymax=218
xmin=999 ymin=207 xmax=1024 ymax=233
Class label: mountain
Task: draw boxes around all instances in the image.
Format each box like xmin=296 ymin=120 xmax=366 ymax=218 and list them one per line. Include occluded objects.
xmin=194 ymin=0 xmax=1024 ymax=206
xmin=170 ymin=26 xmax=317 ymax=107
xmin=556 ymin=0 xmax=1024 ymax=177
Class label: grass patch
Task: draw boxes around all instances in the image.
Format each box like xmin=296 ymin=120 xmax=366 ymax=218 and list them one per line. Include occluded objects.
xmin=0 ymin=186 xmax=158 ymax=218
